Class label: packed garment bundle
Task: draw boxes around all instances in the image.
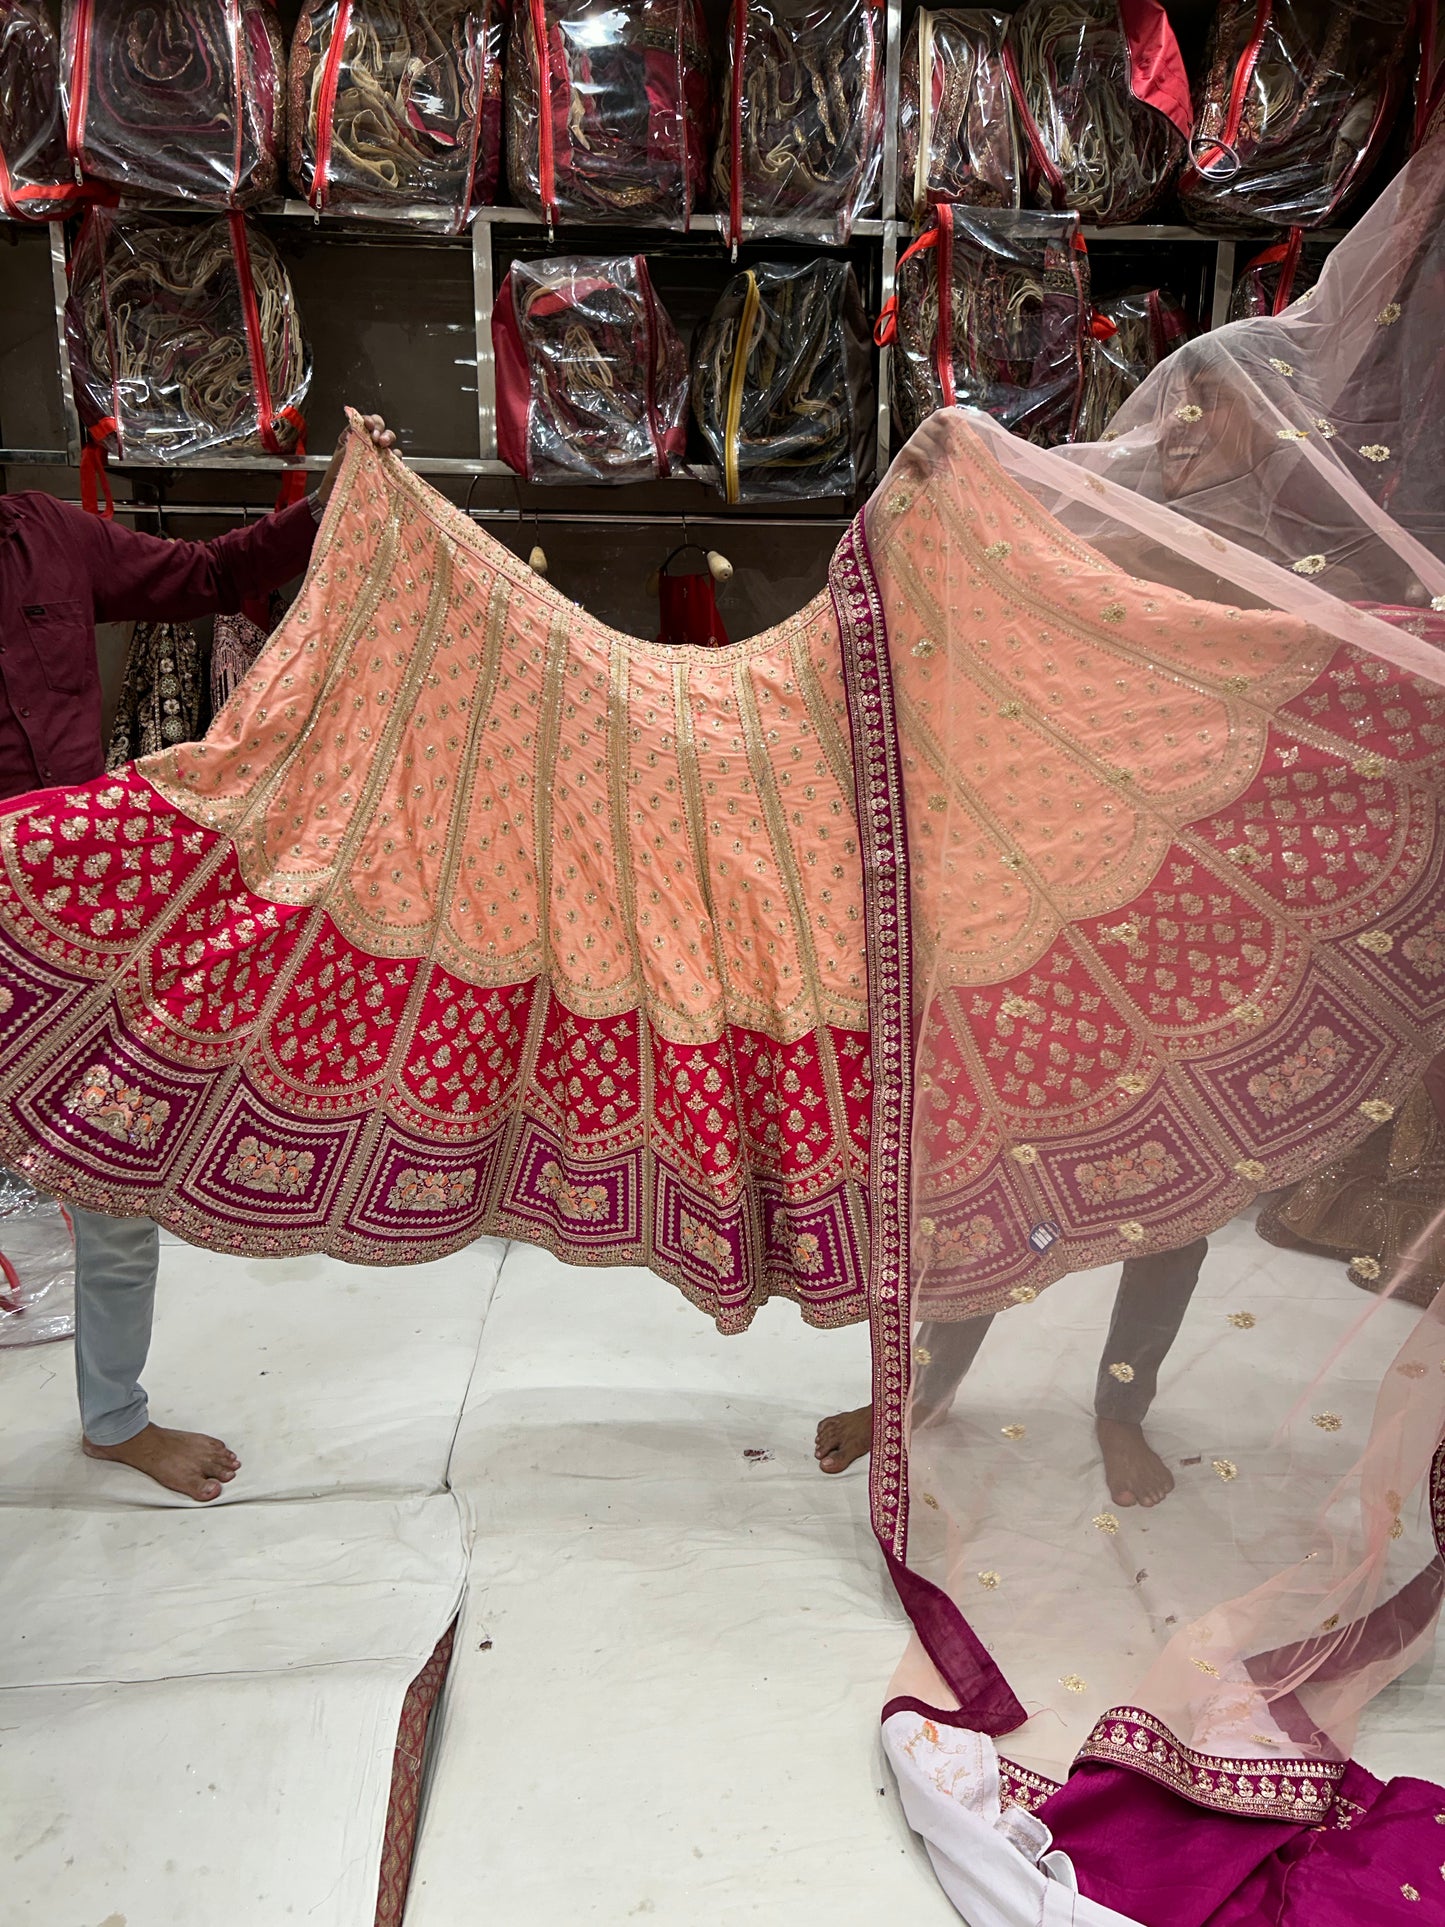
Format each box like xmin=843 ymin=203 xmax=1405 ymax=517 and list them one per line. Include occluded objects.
xmin=691 ymin=257 xmax=876 ymax=503
xmin=65 ymin=208 xmax=310 ymax=467
xmin=507 ymin=0 xmax=713 ymax=227
xmin=880 ymin=202 xmax=1091 ymax=446
xmin=289 ymin=0 xmax=506 ymax=224
xmin=711 ymin=0 xmax=884 ymax=248
xmin=1180 ymin=0 xmax=1413 ymax=232
xmin=896 ymin=8 xmax=1021 ymax=222
xmin=492 ymin=253 xmax=689 ymax=483
xmin=1003 ymin=0 xmax=1192 ymax=225
xmin=64 ymin=0 xmax=287 ymax=208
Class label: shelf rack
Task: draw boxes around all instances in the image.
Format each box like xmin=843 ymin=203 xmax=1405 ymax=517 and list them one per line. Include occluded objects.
xmin=0 ymin=4 xmax=1338 ymax=500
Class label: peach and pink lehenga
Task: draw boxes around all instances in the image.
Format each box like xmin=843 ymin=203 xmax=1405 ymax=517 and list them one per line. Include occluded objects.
xmin=3 ymin=129 xmax=1445 ymax=1923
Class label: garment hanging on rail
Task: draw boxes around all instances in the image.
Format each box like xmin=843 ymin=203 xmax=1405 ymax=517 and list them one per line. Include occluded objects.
xmin=105 ymin=621 xmax=203 ymax=771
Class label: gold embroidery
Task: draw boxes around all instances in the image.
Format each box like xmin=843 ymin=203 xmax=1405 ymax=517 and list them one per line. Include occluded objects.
xmin=978 ymin=1570 xmax=1001 ymax=1589
xmin=1377 ymin=302 xmax=1402 ymax=325
xmin=1108 ymin=1362 xmax=1135 ymax=1382
xmin=1118 ymin=1221 xmax=1145 ymax=1243
xmin=1233 ymin=1161 xmax=1266 ymax=1183
xmin=1312 ymin=1412 xmax=1343 ymax=1432
xmin=1359 ymin=444 xmax=1391 ymax=462
xmin=1292 ymin=555 xmax=1328 ymax=575
xmin=1352 ymin=1255 xmax=1382 ymax=1281
xmin=1061 ymin=1674 xmax=1087 ymax=1693
xmin=1212 ymin=1459 xmax=1237 ymax=1481
xmin=1360 ymin=1099 xmax=1395 ymax=1124
xmin=1001 ymin=1423 xmax=1026 ymax=1439
xmin=1227 ymin=1311 xmax=1257 ymax=1329
xmin=1093 ymin=1512 xmax=1120 ymax=1534
xmin=1356 ymin=930 xmax=1394 ymax=955
xmin=1174 ymin=404 xmax=1202 ymax=422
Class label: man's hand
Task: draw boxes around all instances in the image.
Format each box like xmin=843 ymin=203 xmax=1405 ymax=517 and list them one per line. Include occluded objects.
xmin=318 ymin=413 xmax=396 ymax=506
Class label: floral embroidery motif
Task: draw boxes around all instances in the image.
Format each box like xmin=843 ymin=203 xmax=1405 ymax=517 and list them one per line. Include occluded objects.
xmin=1174 ymin=403 xmax=1202 ymax=422
xmin=978 ymin=1570 xmax=1001 ymax=1589
xmin=224 ymin=1136 xmax=315 ymax=1197
xmin=1118 ymin=1220 xmax=1146 ymax=1244
xmin=1008 ymin=1285 xmax=1037 ymax=1304
xmin=1227 ymin=1311 xmax=1257 ymax=1329
xmin=1359 ymin=1099 xmax=1395 ymax=1124
xmin=1276 ymin=428 xmax=1309 ymax=442
xmin=1192 ymin=1657 xmax=1220 ymax=1676
xmin=935 ymin=1214 xmax=1004 ymax=1262
xmin=1061 ymin=1674 xmax=1088 ymax=1693
xmin=1268 ymin=358 xmax=1295 ymax=375
xmin=1079 ymin=1711 xmax=1342 ymax=1821
xmin=1403 ymin=913 xmax=1445 ymax=977
xmin=1377 ymin=302 xmax=1402 ymax=325
xmin=1100 ymin=603 xmax=1126 ymax=624
xmin=1001 ymin=1423 xmax=1026 ymax=1439
xmin=790 ymin=1231 xmax=824 ymax=1276
xmin=1313 ymin=1412 xmax=1343 ymax=1432
xmin=1245 ymin=1027 xmax=1349 ymax=1118
xmin=1432 ymin=594 xmax=1445 ymax=613
xmin=1108 ymin=1361 xmax=1135 ymax=1383
xmin=1359 ymin=445 xmax=1391 ymax=462
xmin=1093 ymin=1512 xmax=1120 ymax=1534
xmin=1075 ymin=1141 xmax=1181 ymax=1202
xmin=1292 ymin=554 xmax=1328 ymax=575
xmin=1313 ymin=418 xmax=1336 ymax=439
xmin=912 ymin=636 xmax=937 ymax=658
xmin=982 ymin=540 xmax=1012 ymax=560
xmin=1351 ymin=1255 xmax=1382 ymax=1281
xmin=679 ymin=1208 xmax=733 ymax=1274
xmin=387 ymin=1167 xmax=478 ymax=1213
xmin=1233 ymin=1159 xmax=1266 ymax=1183
xmin=1356 ymin=929 xmax=1394 ymax=956
xmin=62 ymin=1064 xmax=170 ymax=1149
xmin=1213 ymin=1459 xmax=1237 ymax=1481
xmin=1010 ymin=1144 xmax=1040 ymax=1166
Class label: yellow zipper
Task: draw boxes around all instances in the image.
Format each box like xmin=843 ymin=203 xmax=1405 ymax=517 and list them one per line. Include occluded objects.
xmin=723 ymin=269 xmax=760 ymax=506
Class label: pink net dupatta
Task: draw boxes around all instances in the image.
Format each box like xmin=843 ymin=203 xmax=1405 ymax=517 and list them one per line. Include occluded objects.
xmin=870 ymin=129 xmax=1445 ymax=1918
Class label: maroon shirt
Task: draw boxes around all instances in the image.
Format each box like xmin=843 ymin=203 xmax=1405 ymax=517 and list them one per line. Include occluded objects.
xmin=0 ymin=493 xmax=320 ymax=801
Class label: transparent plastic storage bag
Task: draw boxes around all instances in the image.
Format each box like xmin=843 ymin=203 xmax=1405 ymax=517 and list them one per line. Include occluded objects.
xmin=877 ymin=202 xmax=1090 ymax=446
xmin=289 ymin=0 xmax=506 ymax=225
xmin=507 ymin=0 xmax=712 ymax=228
xmin=66 ymin=209 xmax=310 ymax=466
xmin=1002 ymin=0 xmax=1191 ymax=226
xmin=492 ymin=254 xmax=689 ymax=483
xmin=63 ymin=0 xmax=287 ymax=209
xmin=712 ymin=0 xmax=884 ymax=250
xmin=0 ymin=1171 xmax=75 ymax=1350
xmin=0 ymin=0 xmax=89 ymax=219
xmin=897 ymin=8 xmax=1020 ymax=223
xmin=1228 ymin=230 xmax=1331 ymax=320
xmin=1179 ymin=0 xmax=1413 ymax=234
xmin=1076 ymin=285 xmax=1191 ymax=441
xmin=692 ymin=257 xmax=876 ymax=503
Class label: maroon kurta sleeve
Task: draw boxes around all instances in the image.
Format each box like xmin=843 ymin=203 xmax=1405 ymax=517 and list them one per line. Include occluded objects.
xmin=82 ymin=497 xmax=321 ymax=623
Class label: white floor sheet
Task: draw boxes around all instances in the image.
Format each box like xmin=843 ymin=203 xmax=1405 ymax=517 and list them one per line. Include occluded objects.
xmin=3 ymin=1225 xmax=1441 ymax=1925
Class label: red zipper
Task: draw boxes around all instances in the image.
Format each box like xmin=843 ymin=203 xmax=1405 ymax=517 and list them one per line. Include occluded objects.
xmin=230 ymin=212 xmax=309 ymax=500
xmin=66 ymin=0 xmax=95 ymax=184
xmin=935 ymin=204 xmax=955 ymax=406
xmin=728 ymin=0 xmax=747 ymax=250
xmin=1000 ymin=33 xmax=1066 ymax=205
xmin=637 ymin=257 xmax=668 ymax=477
xmin=1194 ymin=0 xmax=1272 ymax=175
xmin=1065 ymin=229 xmax=1089 ymax=440
xmin=528 ymin=0 xmax=557 ymax=225
xmin=227 ymin=0 xmax=246 ymax=201
xmin=311 ymin=0 xmax=354 ymax=211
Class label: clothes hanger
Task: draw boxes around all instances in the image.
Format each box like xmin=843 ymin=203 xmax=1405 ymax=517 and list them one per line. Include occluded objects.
xmin=645 ymin=519 xmax=733 ymax=597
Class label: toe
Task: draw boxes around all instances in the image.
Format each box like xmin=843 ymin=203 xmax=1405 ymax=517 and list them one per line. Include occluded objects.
xmin=819 ymin=1451 xmax=844 ymax=1475
xmin=196 ymin=1479 xmax=222 ymax=1502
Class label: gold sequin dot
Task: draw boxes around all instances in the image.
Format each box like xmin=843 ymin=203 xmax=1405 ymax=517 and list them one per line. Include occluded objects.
xmin=1292 ymin=554 xmax=1328 ymax=575
xmin=1011 ymin=1144 xmax=1040 ymax=1166
xmin=1108 ymin=1362 xmax=1136 ymax=1383
xmin=1313 ymin=1412 xmax=1343 ymax=1432
xmin=1351 ymin=1255 xmax=1382 ymax=1282
xmin=1359 ymin=444 xmax=1391 ymax=462
xmin=1360 ymin=1100 xmax=1395 ymax=1124
xmin=913 ymin=636 xmax=936 ymax=657
xmin=1277 ymin=428 xmax=1309 ymax=442
xmin=1223 ymin=674 xmax=1250 ymax=693
xmin=998 ymin=701 xmax=1022 ymax=719
xmin=914 ymin=1345 xmax=932 ymax=1366
xmin=1356 ymin=930 xmax=1394 ymax=956
xmin=1101 ymin=603 xmax=1126 ymax=623
xmin=1321 ymin=1614 xmax=1340 ymax=1632
xmin=978 ymin=1571 xmax=1001 ymax=1590
xmin=983 ymin=540 xmax=1012 ymax=560
xmin=1227 ymin=1311 xmax=1257 ymax=1329
xmin=1093 ymin=1512 xmax=1120 ymax=1535
xmin=1213 ymin=1459 xmax=1237 ymax=1482
xmin=1431 ymin=595 xmax=1445 ymax=613
xmin=1118 ymin=1221 xmax=1145 ymax=1245
xmin=1391 ymin=1517 xmax=1405 ymax=1540
xmin=927 ymin=794 xmax=947 ymax=812
xmin=1401 ymin=1884 xmax=1419 ymax=1901
xmin=1354 ymin=753 xmax=1387 ymax=777
xmin=1314 ymin=418 xmax=1336 ymax=439
xmin=1116 ymin=1073 xmax=1148 ymax=1095
xmin=1001 ymin=1423 xmax=1027 ymax=1440
xmin=922 ymin=1492 xmax=940 ymax=1510
xmin=1174 ymin=403 xmax=1203 ymax=422
xmin=1061 ymin=1674 xmax=1087 ymax=1693
xmin=919 ymin=1217 xmax=937 ymax=1236
xmin=1192 ymin=1658 xmax=1220 ymax=1676
xmin=1377 ymin=303 xmax=1402 ymax=326
xmin=1268 ymin=358 xmax=1295 ymax=375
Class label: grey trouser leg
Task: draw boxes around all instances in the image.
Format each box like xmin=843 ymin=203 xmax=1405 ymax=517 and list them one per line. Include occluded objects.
xmin=72 ymin=1206 xmax=159 ymax=1445
xmin=914 ymin=1237 xmax=1207 ymax=1425
xmin=1092 ymin=1237 xmax=1207 ymax=1423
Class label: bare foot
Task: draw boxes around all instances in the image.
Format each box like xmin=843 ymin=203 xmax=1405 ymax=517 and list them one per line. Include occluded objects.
xmin=1096 ymin=1417 xmax=1173 ymax=1508
xmin=815 ymin=1404 xmax=873 ymax=1474
xmin=83 ymin=1424 xmax=241 ymax=1503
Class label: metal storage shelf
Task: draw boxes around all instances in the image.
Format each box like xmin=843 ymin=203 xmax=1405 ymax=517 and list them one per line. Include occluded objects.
xmin=0 ymin=2 xmax=1344 ymax=508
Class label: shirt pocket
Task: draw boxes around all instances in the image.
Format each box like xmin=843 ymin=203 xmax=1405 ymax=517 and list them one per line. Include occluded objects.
xmin=18 ymin=599 xmax=95 ymax=694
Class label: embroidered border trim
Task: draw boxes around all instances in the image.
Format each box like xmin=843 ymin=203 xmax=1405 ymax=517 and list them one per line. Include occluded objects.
xmin=1076 ymin=1707 xmax=1346 ymax=1823
xmin=831 ymin=516 xmax=913 ymax=1565
xmin=997 ymin=1756 xmax=1063 ymax=1815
